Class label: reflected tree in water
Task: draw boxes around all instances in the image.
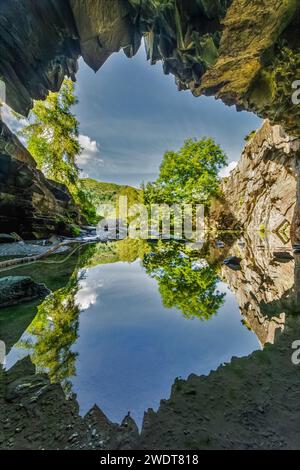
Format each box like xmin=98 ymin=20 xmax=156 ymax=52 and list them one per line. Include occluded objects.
xmin=143 ymin=242 xmax=225 ymax=320
xmin=19 ymin=280 xmax=80 ymax=394
xmin=16 ymin=239 xmax=225 ymax=393
xmin=17 ymin=245 xmax=98 ymax=393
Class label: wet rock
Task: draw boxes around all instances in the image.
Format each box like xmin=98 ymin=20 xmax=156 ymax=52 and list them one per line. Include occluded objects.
xmin=0 ymin=276 xmax=50 ymax=308
xmin=0 ymin=234 xmax=16 ymax=243
xmin=0 ymin=0 xmax=298 ymax=136
xmin=221 ymin=233 xmax=290 ymax=346
xmin=0 ymin=121 xmax=86 ymax=239
xmin=5 ymin=375 xmax=50 ymax=403
xmin=224 ymin=256 xmax=242 ymax=271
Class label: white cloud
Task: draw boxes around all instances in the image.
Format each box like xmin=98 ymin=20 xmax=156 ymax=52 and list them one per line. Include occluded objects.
xmin=0 ymin=104 xmax=28 ymax=135
xmin=78 ymin=134 xmax=103 ymax=166
xmin=75 ymin=272 xmax=103 ymax=311
xmin=219 ymin=160 xmax=238 ymax=178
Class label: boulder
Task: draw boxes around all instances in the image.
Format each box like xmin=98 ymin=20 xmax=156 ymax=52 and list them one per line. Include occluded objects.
xmin=0 ymin=276 xmax=50 ymax=308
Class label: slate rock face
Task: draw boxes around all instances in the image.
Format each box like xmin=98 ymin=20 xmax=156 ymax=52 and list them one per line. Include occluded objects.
xmin=0 ymin=0 xmax=300 ymax=239
xmin=0 ymin=356 xmax=140 ymax=450
xmin=0 ymin=120 xmax=84 ymax=239
xmin=209 ymin=121 xmax=300 ymax=241
xmin=0 ymin=0 xmax=80 ymax=116
xmin=69 ymin=0 xmax=136 ymax=71
xmin=220 ymin=232 xmax=295 ymax=347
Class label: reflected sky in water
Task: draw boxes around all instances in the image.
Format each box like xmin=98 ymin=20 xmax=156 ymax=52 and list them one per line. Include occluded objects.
xmin=71 ymin=260 xmax=260 ymax=426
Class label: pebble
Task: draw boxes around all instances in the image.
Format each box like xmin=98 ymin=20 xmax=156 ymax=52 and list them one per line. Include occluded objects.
xmin=68 ymin=433 xmax=79 ymax=442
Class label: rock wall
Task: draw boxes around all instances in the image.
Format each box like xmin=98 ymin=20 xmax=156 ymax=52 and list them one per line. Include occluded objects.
xmin=221 ymin=233 xmax=296 ymax=346
xmin=0 ymin=119 xmax=84 ymax=239
xmin=210 ymin=121 xmax=300 ymax=237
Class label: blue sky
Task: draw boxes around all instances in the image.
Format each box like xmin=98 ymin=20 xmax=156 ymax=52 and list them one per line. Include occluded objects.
xmin=76 ymin=47 xmax=261 ymax=185
xmin=2 ymin=45 xmax=262 ymax=188
xmin=74 ymin=46 xmax=262 ymax=187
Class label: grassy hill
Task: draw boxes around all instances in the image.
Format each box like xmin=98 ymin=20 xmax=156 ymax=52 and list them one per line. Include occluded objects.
xmin=81 ymin=178 xmax=143 ymax=213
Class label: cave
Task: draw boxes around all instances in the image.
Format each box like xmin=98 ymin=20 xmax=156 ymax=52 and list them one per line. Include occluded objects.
xmin=1 ymin=0 xmax=300 ymax=454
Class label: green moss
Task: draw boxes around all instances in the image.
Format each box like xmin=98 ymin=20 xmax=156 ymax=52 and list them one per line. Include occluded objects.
xmin=70 ymin=225 xmax=81 ymax=237
xmin=0 ymin=192 xmax=17 ymax=202
xmin=249 ymin=45 xmax=300 ymax=133
xmin=241 ymin=318 xmax=252 ymax=331
xmin=244 ymin=131 xmax=256 ymax=142
xmin=259 ymin=224 xmax=266 ymax=233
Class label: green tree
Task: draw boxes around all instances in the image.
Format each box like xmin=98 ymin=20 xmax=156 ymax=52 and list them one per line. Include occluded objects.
xmin=24 ymin=281 xmax=80 ymax=394
xmin=20 ymin=78 xmax=97 ymax=224
xmin=144 ymin=138 xmax=227 ymax=205
xmin=20 ymin=79 xmax=80 ymax=184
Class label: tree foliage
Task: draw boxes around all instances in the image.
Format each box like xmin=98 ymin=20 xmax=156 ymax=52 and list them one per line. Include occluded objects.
xmin=143 ymin=241 xmax=225 ymax=320
xmin=144 ymin=138 xmax=227 ymax=205
xmin=20 ymin=79 xmax=97 ymax=223
xmin=20 ymin=79 xmax=80 ymax=183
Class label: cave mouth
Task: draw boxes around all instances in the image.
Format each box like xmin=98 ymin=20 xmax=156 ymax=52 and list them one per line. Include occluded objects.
xmin=72 ymin=48 xmax=262 ymax=188
xmin=2 ymin=41 xmax=296 ymax=245
xmin=1 ymin=0 xmax=300 ymax=453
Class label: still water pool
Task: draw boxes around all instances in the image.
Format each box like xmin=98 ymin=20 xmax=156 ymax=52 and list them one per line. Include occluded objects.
xmin=5 ymin=241 xmax=260 ymax=426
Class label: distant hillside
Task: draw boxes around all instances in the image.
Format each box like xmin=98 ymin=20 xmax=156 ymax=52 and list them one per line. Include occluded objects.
xmin=81 ymin=179 xmax=143 ymax=211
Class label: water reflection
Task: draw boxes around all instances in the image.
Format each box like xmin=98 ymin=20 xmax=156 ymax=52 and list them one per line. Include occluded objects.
xmin=5 ymin=238 xmax=259 ymax=425
xmin=143 ymin=241 xmax=225 ymax=320
xmin=18 ymin=280 xmax=80 ymax=395
xmin=1 ymin=233 xmax=300 ymax=449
